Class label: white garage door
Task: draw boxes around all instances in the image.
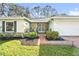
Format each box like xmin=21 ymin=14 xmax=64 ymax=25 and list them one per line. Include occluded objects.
xmin=54 ymin=20 xmax=79 ymax=36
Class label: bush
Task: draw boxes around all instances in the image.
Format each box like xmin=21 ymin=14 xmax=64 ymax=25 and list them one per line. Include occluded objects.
xmin=5 ymin=33 xmax=13 ymax=37
xmin=0 ymin=33 xmax=3 ymax=38
xmin=23 ymin=33 xmax=29 ymax=38
xmin=0 ymin=32 xmax=38 ymax=40
xmin=46 ymin=31 xmax=52 ymax=39
xmin=23 ymin=32 xmax=38 ymax=39
xmin=52 ymin=31 xmax=59 ymax=39
xmin=0 ymin=33 xmax=13 ymax=40
xmin=28 ymin=32 xmax=38 ymax=39
xmin=13 ymin=33 xmax=23 ymax=38
xmin=0 ymin=33 xmax=24 ymax=39
xmin=46 ymin=31 xmax=59 ymax=40
xmin=0 ymin=33 xmax=9 ymax=38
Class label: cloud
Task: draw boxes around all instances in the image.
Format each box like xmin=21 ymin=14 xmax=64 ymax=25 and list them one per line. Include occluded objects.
xmin=68 ymin=11 xmax=79 ymax=16
xmin=68 ymin=8 xmax=79 ymax=16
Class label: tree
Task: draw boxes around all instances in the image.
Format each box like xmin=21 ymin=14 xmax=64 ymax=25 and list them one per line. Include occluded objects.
xmin=8 ymin=3 xmax=25 ymax=16
xmin=1 ymin=3 xmax=9 ymax=16
xmin=0 ymin=3 xmax=31 ymax=18
xmin=42 ymin=5 xmax=51 ymax=17
xmin=32 ymin=6 xmax=41 ymax=18
xmin=51 ymin=8 xmax=58 ymax=16
xmin=14 ymin=4 xmax=19 ymax=16
xmin=23 ymin=7 xmax=30 ymax=18
xmin=8 ymin=3 xmax=16 ymax=16
xmin=42 ymin=5 xmax=58 ymax=17
xmin=31 ymin=5 xmax=58 ymax=18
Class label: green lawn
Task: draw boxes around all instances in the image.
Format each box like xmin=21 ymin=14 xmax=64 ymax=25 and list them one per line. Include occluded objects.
xmin=39 ymin=45 xmax=79 ymax=56
xmin=0 ymin=40 xmax=39 ymax=56
xmin=0 ymin=40 xmax=79 ymax=56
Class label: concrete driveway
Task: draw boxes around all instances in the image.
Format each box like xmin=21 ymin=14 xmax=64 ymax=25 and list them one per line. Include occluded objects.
xmin=62 ymin=36 xmax=79 ymax=48
xmin=62 ymin=36 xmax=79 ymax=41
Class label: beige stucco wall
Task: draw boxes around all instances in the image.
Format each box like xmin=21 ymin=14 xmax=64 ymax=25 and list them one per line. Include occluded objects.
xmin=49 ymin=20 xmax=54 ymax=31
xmin=0 ymin=19 xmax=30 ymax=33
xmin=17 ymin=20 xmax=30 ymax=32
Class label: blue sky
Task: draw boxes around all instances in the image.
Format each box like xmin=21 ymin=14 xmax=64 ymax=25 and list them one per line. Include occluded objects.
xmin=17 ymin=3 xmax=79 ymax=14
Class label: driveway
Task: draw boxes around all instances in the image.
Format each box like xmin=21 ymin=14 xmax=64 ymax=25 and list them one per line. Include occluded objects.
xmin=62 ymin=36 xmax=79 ymax=48
xmin=62 ymin=36 xmax=79 ymax=41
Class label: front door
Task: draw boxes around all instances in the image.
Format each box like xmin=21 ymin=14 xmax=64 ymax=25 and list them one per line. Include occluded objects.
xmin=38 ymin=23 xmax=45 ymax=33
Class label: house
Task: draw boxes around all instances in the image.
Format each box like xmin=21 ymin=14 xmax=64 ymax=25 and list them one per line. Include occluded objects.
xmin=0 ymin=17 xmax=30 ymax=33
xmin=0 ymin=16 xmax=79 ymax=36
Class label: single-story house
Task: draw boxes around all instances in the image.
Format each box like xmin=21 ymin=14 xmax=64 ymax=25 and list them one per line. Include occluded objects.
xmin=0 ymin=16 xmax=79 ymax=36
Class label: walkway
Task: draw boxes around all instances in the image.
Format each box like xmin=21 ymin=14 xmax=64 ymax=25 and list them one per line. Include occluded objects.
xmin=39 ymin=34 xmax=46 ymax=44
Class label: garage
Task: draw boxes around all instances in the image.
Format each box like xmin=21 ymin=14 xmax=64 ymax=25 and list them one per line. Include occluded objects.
xmin=53 ymin=17 xmax=79 ymax=36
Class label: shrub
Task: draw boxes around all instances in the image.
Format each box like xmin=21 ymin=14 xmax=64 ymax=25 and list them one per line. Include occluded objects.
xmin=46 ymin=31 xmax=59 ymax=40
xmin=5 ymin=33 xmax=13 ymax=37
xmin=52 ymin=31 xmax=59 ymax=40
xmin=23 ymin=33 xmax=29 ymax=38
xmin=0 ymin=33 xmax=24 ymax=39
xmin=0 ymin=33 xmax=10 ymax=38
xmin=0 ymin=33 xmax=13 ymax=40
xmin=23 ymin=32 xmax=38 ymax=39
xmin=0 ymin=32 xmax=38 ymax=39
xmin=46 ymin=31 xmax=53 ymax=39
xmin=0 ymin=33 xmax=3 ymax=38
xmin=28 ymin=32 xmax=38 ymax=39
xmin=13 ymin=33 xmax=23 ymax=38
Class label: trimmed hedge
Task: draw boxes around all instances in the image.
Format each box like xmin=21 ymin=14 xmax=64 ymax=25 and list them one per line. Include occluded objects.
xmin=0 ymin=32 xmax=38 ymax=40
xmin=0 ymin=33 xmax=23 ymax=40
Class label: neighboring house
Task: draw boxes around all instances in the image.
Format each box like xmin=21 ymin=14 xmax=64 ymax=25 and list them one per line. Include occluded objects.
xmin=0 ymin=16 xmax=79 ymax=36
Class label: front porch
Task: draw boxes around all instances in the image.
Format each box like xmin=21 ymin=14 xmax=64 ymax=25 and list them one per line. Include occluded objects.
xmin=30 ymin=22 xmax=49 ymax=33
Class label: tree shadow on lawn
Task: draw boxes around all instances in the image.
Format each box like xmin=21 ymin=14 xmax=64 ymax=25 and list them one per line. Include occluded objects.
xmin=39 ymin=45 xmax=79 ymax=56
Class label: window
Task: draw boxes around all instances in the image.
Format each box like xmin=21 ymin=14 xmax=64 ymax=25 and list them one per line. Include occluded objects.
xmin=38 ymin=23 xmax=45 ymax=32
xmin=6 ymin=22 xmax=14 ymax=32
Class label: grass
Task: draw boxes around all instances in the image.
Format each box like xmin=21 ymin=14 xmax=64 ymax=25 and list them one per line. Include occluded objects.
xmin=39 ymin=45 xmax=79 ymax=56
xmin=0 ymin=39 xmax=79 ymax=56
xmin=0 ymin=40 xmax=39 ymax=56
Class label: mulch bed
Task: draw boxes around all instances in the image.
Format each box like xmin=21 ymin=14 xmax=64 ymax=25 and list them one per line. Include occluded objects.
xmin=46 ymin=37 xmax=64 ymax=41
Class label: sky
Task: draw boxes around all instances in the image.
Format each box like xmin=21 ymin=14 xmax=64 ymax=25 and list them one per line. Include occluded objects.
xmin=17 ymin=3 xmax=79 ymax=15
